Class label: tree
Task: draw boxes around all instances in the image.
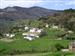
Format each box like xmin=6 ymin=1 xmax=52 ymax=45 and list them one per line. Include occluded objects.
xmin=55 ymin=44 xmax=64 ymax=51
xmin=64 ymin=8 xmax=75 ymax=13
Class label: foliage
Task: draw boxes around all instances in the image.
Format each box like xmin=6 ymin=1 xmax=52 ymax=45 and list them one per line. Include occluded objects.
xmin=64 ymin=8 xmax=75 ymax=13
xmin=55 ymin=44 xmax=64 ymax=51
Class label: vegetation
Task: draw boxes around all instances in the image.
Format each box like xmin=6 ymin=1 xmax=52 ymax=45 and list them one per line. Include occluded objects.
xmin=45 ymin=52 xmax=75 ymax=56
xmin=0 ymin=28 xmax=70 ymax=55
xmin=0 ymin=9 xmax=75 ymax=56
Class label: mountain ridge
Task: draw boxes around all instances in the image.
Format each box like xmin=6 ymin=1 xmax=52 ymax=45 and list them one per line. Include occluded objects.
xmin=0 ymin=6 xmax=62 ymax=21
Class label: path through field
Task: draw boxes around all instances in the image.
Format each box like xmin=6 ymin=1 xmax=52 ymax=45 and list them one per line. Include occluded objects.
xmin=5 ymin=52 xmax=50 ymax=56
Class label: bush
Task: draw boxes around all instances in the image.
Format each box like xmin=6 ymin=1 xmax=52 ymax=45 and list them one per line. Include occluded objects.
xmin=55 ymin=44 xmax=64 ymax=51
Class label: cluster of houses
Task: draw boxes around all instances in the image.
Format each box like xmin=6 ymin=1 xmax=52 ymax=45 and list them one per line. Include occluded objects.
xmin=45 ymin=24 xmax=59 ymax=29
xmin=51 ymin=25 xmax=59 ymax=29
xmin=3 ymin=24 xmax=60 ymax=41
xmin=4 ymin=33 xmax=15 ymax=39
xmin=22 ymin=24 xmax=60 ymax=41
xmin=22 ymin=27 xmax=44 ymax=41
xmin=3 ymin=25 xmax=45 ymax=41
xmin=2 ymin=24 xmax=74 ymax=41
xmin=1 ymin=24 xmax=75 ymax=52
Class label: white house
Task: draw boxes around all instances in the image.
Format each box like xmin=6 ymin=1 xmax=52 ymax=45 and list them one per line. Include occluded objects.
xmin=67 ymin=30 xmax=74 ymax=34
xmin=24 ymin=26 xmax=29 ymax=30
xmin=57 ymin=38 xmax=62 ymax=40
xmin=22 ymin=33 xmax=28 ymax=36
xmin=24 ymin=36 xmax=34 ymax=41
xmin=29 ymin=28 xmax=43 ymax=33
xmin=4 ymin=33 xmax=15 ymax=38
xmin=29 ymin=34 xmax=35 ymax=37
xmin=45 ymin=24 xmax=49 ymax=28
xmin=23 ymin=28 xmax=44 ymax=41
xmin=10 ymin=34 xmax=15 ymax=38
xmin=4 ymin=34 xmax=10 ymax=37
xmin=52 ymin=25 xmax=59 ymax=29
xmin=35 ymin=36 xmax=39 ymax=38
xmin=29 ymin=28 xmax=37 ymax=33
xmin=36 ymin=29 xmax=43 ymax=33
xmin=61 ymin=49 xmax=69 ymax=52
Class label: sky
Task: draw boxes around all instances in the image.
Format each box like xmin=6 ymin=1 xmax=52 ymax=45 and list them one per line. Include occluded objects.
xmin=0 ymin=0 xmax=75 ymax=10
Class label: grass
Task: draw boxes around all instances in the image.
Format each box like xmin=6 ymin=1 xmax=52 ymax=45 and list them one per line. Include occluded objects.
xmin=45 ymin=51 xmax=75 ymax=56
xmin=0 ymin=28 xmax=71 ymax=55
xmin=4 ymin=52 xmax=50 ymax=56
xmin=0 ymin=38 xmax=70 ymax=55
xmin=3 ymin=52 xmax=75 ymax=56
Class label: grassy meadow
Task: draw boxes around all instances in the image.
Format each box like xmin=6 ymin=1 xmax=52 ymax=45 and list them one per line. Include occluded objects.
xmin=0 ymin=27 xmax=71 ymax=56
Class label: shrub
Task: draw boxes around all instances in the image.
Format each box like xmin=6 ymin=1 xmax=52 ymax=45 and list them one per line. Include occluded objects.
xmin=55 ymin=44 xmax=64 ymax=51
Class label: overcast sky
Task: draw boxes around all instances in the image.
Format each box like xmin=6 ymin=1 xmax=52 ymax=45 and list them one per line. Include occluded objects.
xmin=0 ymin=0 xmax=75 ymax=10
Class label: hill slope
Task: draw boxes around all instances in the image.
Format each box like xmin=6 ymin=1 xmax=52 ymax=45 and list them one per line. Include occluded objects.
xmin=0 ymin=6 xmax=61 ymax=21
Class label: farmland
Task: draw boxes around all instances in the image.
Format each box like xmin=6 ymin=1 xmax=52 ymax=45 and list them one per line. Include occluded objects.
xmin=0 ymin=27 xmax=71 ymax=56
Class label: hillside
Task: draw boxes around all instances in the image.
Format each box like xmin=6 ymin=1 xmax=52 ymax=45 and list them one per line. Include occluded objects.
xmin=0 ymin=7 xmax=75 ymax=56
xmin=0 ymin=6 xmax=62 ymax=21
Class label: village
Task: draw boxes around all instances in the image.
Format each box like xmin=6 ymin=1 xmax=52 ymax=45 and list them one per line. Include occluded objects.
xmin=0 ymin=23 xmax=75 ymax=55
xmin=0 ymin=24 xmax=67 ymax=41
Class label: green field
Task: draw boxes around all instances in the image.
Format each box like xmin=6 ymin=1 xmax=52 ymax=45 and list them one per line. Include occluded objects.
xmin=0 ymin=28 xmax=73 ymax=55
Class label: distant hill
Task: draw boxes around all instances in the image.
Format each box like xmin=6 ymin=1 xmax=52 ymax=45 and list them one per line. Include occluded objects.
xmin=0 ymin=6 xmax=62 ymax=21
